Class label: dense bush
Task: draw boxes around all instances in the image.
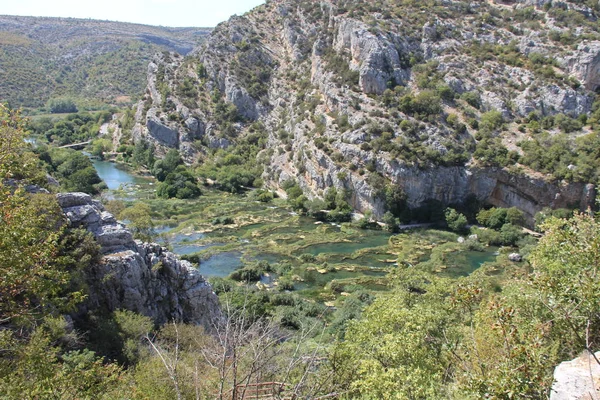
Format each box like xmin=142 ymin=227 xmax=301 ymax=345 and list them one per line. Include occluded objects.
xmin=399 ymin=90 xmax=442 ymax=119
xmin=46 ymin=98 xmax=78 ymax=113
xmin=229 ymin=265 xmax=263 ymax=282
xmin=36 ymin=146 xmax=103 ymax=194
xmin=156 ymin=166 xmax=202 ymax=199
xmin=474 ymin=137 xmax=519 ymax=167
xmin=461 ymin=91 xmax=481 ymax=109
xmin=445 ymin=207 xmax=468 ymax=232
xmin=152 ymin=149 xmax=183 ymax=182
xmin=31 ymin=111 xmax=111 ymax=146
xmin=476 ymin=207 xmax=524 ymax=229
xmin=197 ymin=137 xmax=266 ymax=193
xmin=518 ymin=132 xmax=600 ymax=183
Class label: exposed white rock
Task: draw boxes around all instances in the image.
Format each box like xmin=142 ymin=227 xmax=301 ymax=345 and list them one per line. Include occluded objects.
xmin=333 ymin=17 xmax=409 ymax=95
xmin=566 ymin=41 xmax=600 ymax=91
xmin=550 ymin=351 xmax=600 ymax=400
xmin=147 ymin=116 xmax=180 ymax=148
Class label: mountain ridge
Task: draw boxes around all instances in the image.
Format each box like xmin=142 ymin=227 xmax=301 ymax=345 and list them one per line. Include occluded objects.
xmin=130 ymin=0 xmax=599 ymax=222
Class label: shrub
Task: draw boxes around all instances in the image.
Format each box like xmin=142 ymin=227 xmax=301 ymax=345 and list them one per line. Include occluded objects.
xmin=399 ymin=90 xmax=442 ymax=118
xmin=445 ymin=208 xmax=468 ymax=233
xmin=156 ymin=166 xmax=202 ymax=199
xmin=277 ymin=276 xmax=295 ymax=291
xmin=480 ymin=111 xmax=504 ymax=133
xmin=499 ymin=223 xmax=524 ymax=246
xmin=461 ymin=91 xmax=481 ymax=109
xmin=299 ymin=254 xmax=317 ymax=263
xmin=383 ymin=211 xmax=399 ymax=232
xmin=229 ymin=265 xmax=263 ymax=282
xmin=46 ymin=98 xmax=78 ymax=113
xmin=477 ymin=207 xmax=508 ymax=230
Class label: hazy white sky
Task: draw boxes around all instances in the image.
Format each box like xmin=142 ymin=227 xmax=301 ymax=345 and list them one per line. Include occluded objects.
xmin=0 ymin=0 xmax=266 ymax=27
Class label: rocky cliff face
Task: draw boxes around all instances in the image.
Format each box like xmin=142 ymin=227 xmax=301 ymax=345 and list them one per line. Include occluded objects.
xmin=133 ymin=0 xmax=598 ymax=221
xmin=57 ymin=192 xmax=220 ymax=327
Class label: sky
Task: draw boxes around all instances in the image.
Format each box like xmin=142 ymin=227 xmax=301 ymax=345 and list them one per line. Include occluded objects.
xmin=0 ymin=0 xmax=266 ymax=27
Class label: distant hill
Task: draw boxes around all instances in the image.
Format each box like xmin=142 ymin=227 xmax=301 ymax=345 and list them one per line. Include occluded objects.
xmin=0 ymin=15 xmax=212 ymax=109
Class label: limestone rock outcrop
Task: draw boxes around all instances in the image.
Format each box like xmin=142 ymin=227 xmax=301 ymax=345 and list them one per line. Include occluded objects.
xmin=333 ymin=17 xmax=410 ymax=95
xmin=57 ymin=192 xmax=220 ymax=326
xmin=550 ymin=351 xmax=600 ymax=400
xmin=147 ymin=116 xmax=180 ymax=148
xmin=566 ymin=41 xmax=600 ymax=92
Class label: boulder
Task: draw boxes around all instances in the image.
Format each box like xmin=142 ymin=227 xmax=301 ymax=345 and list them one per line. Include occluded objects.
xmin=508 ymin=253 xmax=523 ymax=262
xmin=550 ymin=351 xmax=600 ymax=400
xmin=184 ymin=117 xmax=206 ymax=139
xmin=56 ymin=192 xmax=95 ymax=208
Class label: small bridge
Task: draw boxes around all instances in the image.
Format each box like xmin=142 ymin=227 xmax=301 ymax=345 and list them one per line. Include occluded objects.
xmin=226 ymin=382 xmax=340 ymax=400
xmin=228 ymin=382 xmax=290 ymax=399
xmin=58 ymin=140 xmax=91 ymax=149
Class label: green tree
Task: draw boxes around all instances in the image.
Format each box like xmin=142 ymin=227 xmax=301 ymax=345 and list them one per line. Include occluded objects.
xmin=385 ymin=185 xmax=408 ymax=219
xmin=479 ymin=110 xmax=504 ymax=133
xmin=119 ymin=202 xmax=156 ymax=242
xmin=39 ymin=147 xmax=103 ymax=194
xmin=0 ymin=323 xmax=124 ymax=399
xmin=531 ymin=213 xmax=600 ymax=355
xmin=113 ymin=310 xmax=153 ymax=365
xmin=499 ymin=223 xmax=524 ymax=245
xmin=91 ymin=138 xmax=112 ymax=160
xmin=0 ymin=191 xmax=72 ymax=323
xmin=455 ymin=284 xmax=558 ymax=399
xmin=63 ymin=166 xmax=103 ymax=194
xmin=477 ymin=207 xmax=508 ymax=229
xmin=0 ymin=105 xmax=43 ymax=182
xmin=132 ymin=140 xmax=155 ymax=169
xmin=445 ymin=207 xmax=468 ymax=233
xmin=46 ymin=98 xmax=78 ymax=113
xmin=382 ymin=211 xmax=399 ymax=232
xmin=0 ymin=105 xmax=92 ymax=324
xmin=505 ymin=207 xmax=525 ymax=226
xmin=156 ymin=166 xmax=202 ymax=199
xmin=332 ymin=270 xmax=452 ymax=398
xmin=324 ymin=187 xmax=338 ymax=210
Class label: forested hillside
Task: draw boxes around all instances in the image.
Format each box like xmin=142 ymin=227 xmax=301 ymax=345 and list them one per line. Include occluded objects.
xmin=0 ymin=15 xmax=211 ymax=109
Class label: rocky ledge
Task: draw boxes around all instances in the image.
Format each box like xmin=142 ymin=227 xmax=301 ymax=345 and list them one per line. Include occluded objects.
xmin=57 ymin=192 xmax=220 ymax=327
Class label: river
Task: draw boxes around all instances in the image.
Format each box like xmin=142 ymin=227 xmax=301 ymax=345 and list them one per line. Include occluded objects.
xmin=91 ymin=160 xmax=500 ymax=291
xmin=91 ymin=158 xmax=150 ymax=190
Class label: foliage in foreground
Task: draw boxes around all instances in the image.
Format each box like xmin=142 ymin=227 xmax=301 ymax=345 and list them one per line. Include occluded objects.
xmin=331 ymin=211 xmax=600 ymax=399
